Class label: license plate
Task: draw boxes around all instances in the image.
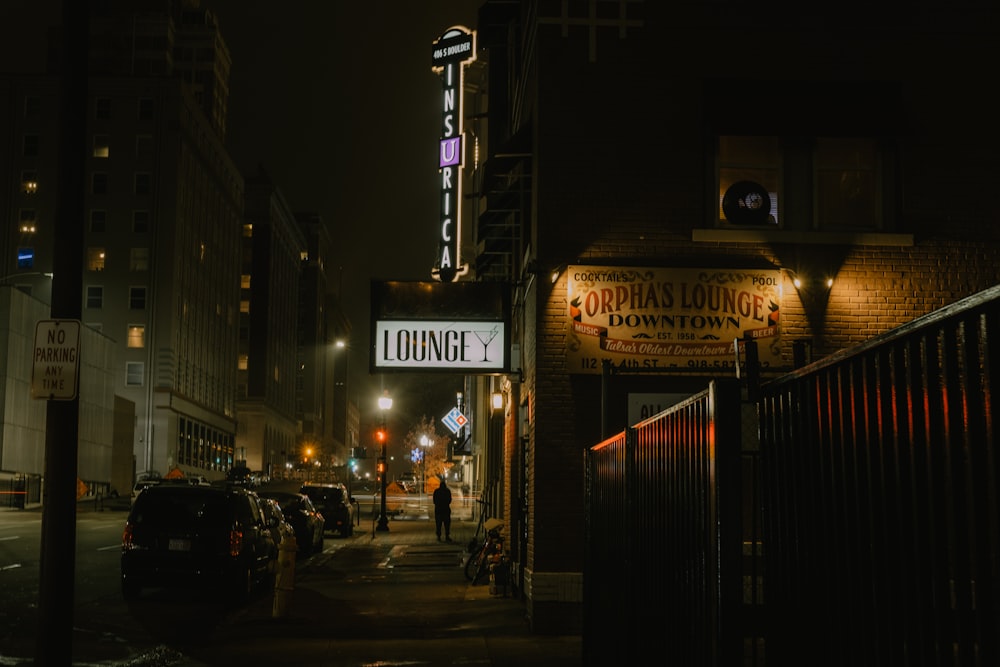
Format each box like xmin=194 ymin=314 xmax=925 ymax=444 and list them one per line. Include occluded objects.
xmin=168 ymin=538 xmax=191 ymax=551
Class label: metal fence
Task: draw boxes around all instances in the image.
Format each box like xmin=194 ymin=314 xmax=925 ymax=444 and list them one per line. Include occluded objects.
xmin=759 ymin=285 xmax=1000 ymax=666
xmin=584 ymin=378 xmax=753 ymax=665
xmin=584 ymin=283 xmax=1000 ymax=666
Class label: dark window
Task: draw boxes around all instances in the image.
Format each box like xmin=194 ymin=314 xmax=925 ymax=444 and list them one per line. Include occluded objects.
xmin=23 ymin=135 xmax=39 ymax=157
xmin=134 ymin=172 xmax=151 ymax=195
xmin=95 ymin=98 xmax=111 ymax=119
xmin=129 ymin=286 xmax=146 ymax=309
xmin=92 ymin=173 xmax=108 ymax=195
xmin=133 ymin=210 xmax=149 ymax=233
xmin=90 ymin=210 xmax=107 ymax=233
xmin=86 ymin=286 xmax=103 ymax=309
xmin=137 ymin=98 xmax=154 ymax=120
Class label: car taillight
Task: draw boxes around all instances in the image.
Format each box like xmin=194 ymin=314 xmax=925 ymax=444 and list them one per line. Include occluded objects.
xmin=228 ymin=527 xmax=244 ymax=557
xmin=122 ymin=522 xmax=135 ymax=550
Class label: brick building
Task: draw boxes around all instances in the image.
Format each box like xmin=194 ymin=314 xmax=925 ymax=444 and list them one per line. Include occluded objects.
xmin=468 ymin=0 xmax=1000 ymax=633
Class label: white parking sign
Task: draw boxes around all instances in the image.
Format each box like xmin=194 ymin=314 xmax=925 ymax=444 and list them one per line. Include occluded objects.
xmin=31 ymin=319 xmax=81 ymax=400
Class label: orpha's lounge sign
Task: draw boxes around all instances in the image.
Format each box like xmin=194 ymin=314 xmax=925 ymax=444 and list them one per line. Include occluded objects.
xmin=566 ymin=266 xmax=783 ymax=374
xmin=430 ymin=26 xmax=476 ymax=283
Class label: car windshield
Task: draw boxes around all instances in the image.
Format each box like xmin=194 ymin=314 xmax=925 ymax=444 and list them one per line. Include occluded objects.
xmin=303 ymin=486 xmax=342 ymax=503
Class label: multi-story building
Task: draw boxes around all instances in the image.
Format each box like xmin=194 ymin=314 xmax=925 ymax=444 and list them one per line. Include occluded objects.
xmin=235 ymin=168 xmax=305 ymax=475
xmin=467 ymin=0 xmax=1000 ymax=634
xmin=295 ymin=214 xmax=354 ymax=478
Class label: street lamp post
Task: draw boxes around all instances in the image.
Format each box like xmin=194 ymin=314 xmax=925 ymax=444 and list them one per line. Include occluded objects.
xmin=376 ymin=391 xmax=392 ymax=532
xmin=419 ymin=434 xmax=431 ymax=509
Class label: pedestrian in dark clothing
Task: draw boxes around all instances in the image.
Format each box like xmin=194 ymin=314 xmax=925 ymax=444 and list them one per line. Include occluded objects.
xmin=433 ymin=477 xmax=452 ymax=541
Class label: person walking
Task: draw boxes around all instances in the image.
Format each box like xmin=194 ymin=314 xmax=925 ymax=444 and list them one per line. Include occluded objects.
xmin=432 ymin=476 xmax=452 ymax=542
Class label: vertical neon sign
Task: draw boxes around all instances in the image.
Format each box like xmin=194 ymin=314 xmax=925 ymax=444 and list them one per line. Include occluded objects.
xmin=431 ymin=26 xmax=476 ymax=283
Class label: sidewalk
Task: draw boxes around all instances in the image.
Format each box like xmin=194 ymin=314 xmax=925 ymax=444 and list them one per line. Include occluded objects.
xmin=159 ymin=510 xmax=582 ymax=667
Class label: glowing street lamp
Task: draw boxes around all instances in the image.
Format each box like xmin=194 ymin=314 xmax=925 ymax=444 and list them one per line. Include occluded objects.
xmin=376 ymin=391 xmax=393 ymax=532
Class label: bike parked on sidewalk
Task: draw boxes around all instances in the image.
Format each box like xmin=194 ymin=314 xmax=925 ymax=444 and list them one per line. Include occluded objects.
xmin=464 ymin=518 xmax=504 ymax=585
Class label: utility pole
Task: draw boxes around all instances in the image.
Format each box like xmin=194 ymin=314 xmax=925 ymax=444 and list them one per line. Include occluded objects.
xmin=36 ymin=1 xmax=87 ymax=664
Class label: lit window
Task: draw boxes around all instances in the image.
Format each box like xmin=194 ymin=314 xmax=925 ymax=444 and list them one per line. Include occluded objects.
xmin=18 ymin=209 xmax=37 ymax=234
xmin=238 ymin=354 xmax=248 ymax=370
xmin=16 ymin=247 xmax=33 ymax=269
xmin=87 ymin=247 xmax=106 ymax=271
xmin=242 ymin=224 xmax=253 ymax=238
xmin=127 ymin=325 xmax=145 ymax=348
xmin=129 ymin=247 xmax=149 ymax=271
xmin=129 ymin=286 xmax=146 ymax=310
xmin=90 ymin=210 xmax=106 ymax=233
xmin=86 ymin=286 xmax=103 ymax=309
xmin=241 ymin=274 xmax=251 ymax=289
xmin=126 ymin=362 xmax=144 ymax=386
xmin=240 ymin=300 xmax=250 ymax=314
xmin=93 ymin=135 xmax=109 ymax=158
xmin=21 ymin=170 xmax=38 ymax=193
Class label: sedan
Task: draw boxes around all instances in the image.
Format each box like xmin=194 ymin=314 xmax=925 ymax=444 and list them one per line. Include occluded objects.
xmin=259 ymin=496 xmax=297 ymax=566
xmin=257 ymin=490 xmax=324 ymax=556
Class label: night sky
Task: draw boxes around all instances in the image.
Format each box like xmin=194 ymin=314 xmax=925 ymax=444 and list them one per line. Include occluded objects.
xmin=207 ymin=1 xmax=482 ymax=435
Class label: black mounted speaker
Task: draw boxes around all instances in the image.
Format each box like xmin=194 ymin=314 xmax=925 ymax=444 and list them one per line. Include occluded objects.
xmin=722 ymin=181 xmax=773 ymax=225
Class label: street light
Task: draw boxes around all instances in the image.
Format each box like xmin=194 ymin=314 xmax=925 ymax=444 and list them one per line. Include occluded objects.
xmin=420 ymin=434 xmax=431 ymax=507
xmin=376 ymin=390 xmax=392 ymax=532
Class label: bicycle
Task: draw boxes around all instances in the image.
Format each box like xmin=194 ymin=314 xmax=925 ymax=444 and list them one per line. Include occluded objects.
xmin=466 ymin=496 xmax=493 ymax=554
xmin=464 ymin=518 xmax=504 ymax=585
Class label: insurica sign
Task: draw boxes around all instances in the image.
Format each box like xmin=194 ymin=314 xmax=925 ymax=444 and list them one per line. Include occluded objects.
xmin=430 ymin=26 xmax=476 ymax=283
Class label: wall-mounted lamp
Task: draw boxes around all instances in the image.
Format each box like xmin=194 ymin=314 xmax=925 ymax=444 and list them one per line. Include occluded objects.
xmin=787 ymin=270 xmax=834 ymax=292
xmin=491 ymin=391 xmax=504 ymax=411
xmin=550 ymin=265 xmax=564 ymax=284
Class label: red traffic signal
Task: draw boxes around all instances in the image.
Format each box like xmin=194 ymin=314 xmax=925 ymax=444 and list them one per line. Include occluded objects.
xmin=375 ymin=428 xmax=386 ymax=444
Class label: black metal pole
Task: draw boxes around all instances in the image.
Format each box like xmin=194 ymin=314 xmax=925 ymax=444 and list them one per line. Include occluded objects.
xmin=37 ymin=2 xmax=87 ymax=664
xmin=376 ymin=413 xmax=389 ymax=531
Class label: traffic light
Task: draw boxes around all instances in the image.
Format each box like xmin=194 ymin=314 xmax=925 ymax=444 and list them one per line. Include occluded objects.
xmin=376 ymin=459 xmax=386 ymax=474
xmin=375 ymin=428 xmax=386 ymax=445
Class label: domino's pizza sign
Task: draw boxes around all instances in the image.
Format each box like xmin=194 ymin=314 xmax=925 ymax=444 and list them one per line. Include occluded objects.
xmin=441 ymin=407 xmax=468 ymax=435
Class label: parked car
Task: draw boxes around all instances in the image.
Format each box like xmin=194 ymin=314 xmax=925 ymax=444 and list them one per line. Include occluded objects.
xmin=130 ymin=479 xmax=159 ymax=505
xmin=257 ymin=490 xmax=325 ymax=555
xmin=300 ymin=482 xmax=355 ymax=537
xmin=259 ymin=496 xmax=297 ymax=565
xmin=120 ymin=483 xmax=277 ymax=602
xmin=395 ymin=472 xmax=418 ymax=493
xmin=226 ymin=465 xmax=254 ymax=487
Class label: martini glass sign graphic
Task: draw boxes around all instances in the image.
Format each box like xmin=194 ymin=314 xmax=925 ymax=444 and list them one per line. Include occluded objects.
xmin=473 ymin=324 xmax=500 ymax=362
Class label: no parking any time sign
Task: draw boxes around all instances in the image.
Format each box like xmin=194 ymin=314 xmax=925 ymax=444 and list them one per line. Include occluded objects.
xmin=31 ymin=319 xmax=81 ymax=400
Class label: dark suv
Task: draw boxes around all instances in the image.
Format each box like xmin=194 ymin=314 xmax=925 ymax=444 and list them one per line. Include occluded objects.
xmin=300 ymin=482 xmax=354 ymax=537
xmin=120 ymin=483 xmax=277 ymax=602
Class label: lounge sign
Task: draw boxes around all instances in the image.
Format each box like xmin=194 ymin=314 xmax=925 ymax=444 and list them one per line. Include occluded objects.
xmin=370 ymin=280 xmax=510 ymax=374
xmin=375 ymin=320 xmax=505 ymax=371
xmin=566 ymin=266 xmax=782 ymax=374
xmin=430 ymin=26 xmax=476 ymax=283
